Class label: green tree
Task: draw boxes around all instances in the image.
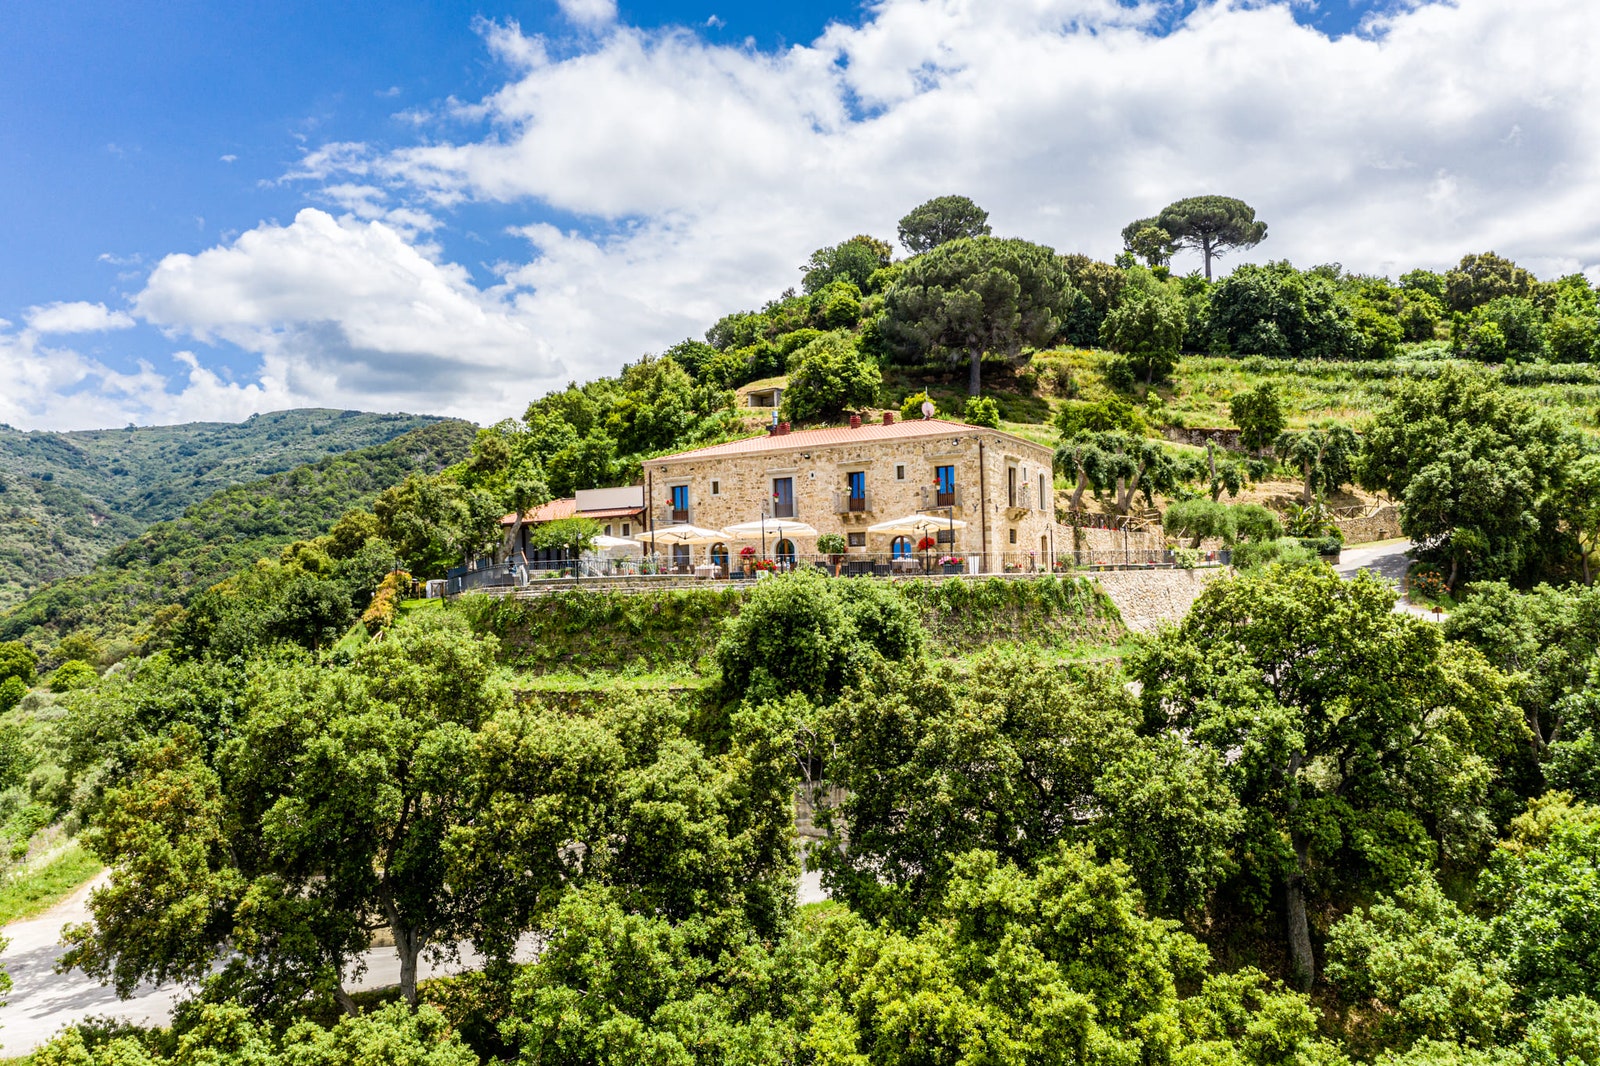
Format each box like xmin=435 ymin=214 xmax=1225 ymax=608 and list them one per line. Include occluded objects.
xmin=1208 ymin=262 xmax=1360 ymax=360
xmin=1359 ymin=365 xmax=1581 ymax=588
xmin=63 ymin=613 xmax=512 ymax=1015
xmin=962 ymin=395 xmax=1001 ymax=428
xmin=714 ymin=569 xmax=922 ymax=707
xmin=1100 ymin=276 xmax=1186 ymax=384
xmin=50 ymin=659 xmax=98 ymax=692
xmin=881 ymin=237 xmax=1078 ymax=395
xmin=1276 ymin=423 xmax=1358 ymax=504
xmin=1120 ymin=217 xmax=1178 ymax=268
xmin=1484 ymin=801 xmax=1600 ymax=1007
xmin=778 ymin=333 xmax=882 ymax=424
xmin=1163 ymin=499 xmax=1237 ymax=548
xmin=896 ymin=194 xmax=991 ymax=254
xmin=805 ymin=845 xmax=1327 ymax=1066
xmin=1153 ymin=195 xmax=1269 ymax=280
xmin=526 ymin=516 xmax=601 ymax=558
xmin=1455 ymin=296 xmax=1546 ymax=362
xmin=1054 ymin=395 xmax=1146 ymax=438
xmin=374 ymin=475 xmax=502 ymax=578
xmin=0 ymin=640 xmax=38 ymax=685
xmin=1132 ymin=565 xmax=1523 ymax=988
xmin=802 ymin=235 xmax=893 ymax=294
xmin=546 ymin=433 xmax=619 ymax=498
xmin=1443 ymin=252 xmax=1537 ymax=314
xmin=0 ymin=675 xmax=26 ymax=714
xmin=1326 ymin=874 xmax=1515 ymax=1052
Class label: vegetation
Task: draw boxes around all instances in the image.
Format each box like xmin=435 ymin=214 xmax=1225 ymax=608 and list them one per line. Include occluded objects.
xmin=0 ymin=410 xmax=439 ymax=609
xmin=6 ymin=195 xmax=1600 ymax=1064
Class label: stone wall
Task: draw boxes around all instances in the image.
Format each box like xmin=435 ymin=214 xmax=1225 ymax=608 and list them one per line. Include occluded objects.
xmin=1335 ymin=505 xmax=1402 ymax=545
xmin=1163 ymin=426 xmax=1243 ymax=450
xmin=1092 ymin=566 xmax=1229 ymax=632
xmin=642 ymin=421 xmax=1062 ymax=570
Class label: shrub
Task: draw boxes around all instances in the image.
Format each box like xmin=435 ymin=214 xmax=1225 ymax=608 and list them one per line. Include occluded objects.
xmin=779 ymin=332 xmax=881 ymax=424
xmin=1231 ymin=538 xmax=1319 ymax=570
xmin=0 ymin=675 xmax=26 ymax=714
xmin=816 ymin=533 xmax=847 ymax=555
xmin=963 ymin=396 xmax=1001 ymax=428
xmin=49 ymin=660 xmax=98 ymax=693
xmin=900 ymin=391 xmax=935 ymax=422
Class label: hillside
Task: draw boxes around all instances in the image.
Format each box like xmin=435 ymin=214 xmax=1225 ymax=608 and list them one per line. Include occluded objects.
xmin=0 ymin=409 xmax=441 ymax=607
xmin=0 ymin=418 xmax=475 ymax=646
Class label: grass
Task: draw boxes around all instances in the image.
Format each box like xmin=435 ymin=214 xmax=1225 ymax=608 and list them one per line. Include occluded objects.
xmin=0 ymin=841 xmax=101 ymax=927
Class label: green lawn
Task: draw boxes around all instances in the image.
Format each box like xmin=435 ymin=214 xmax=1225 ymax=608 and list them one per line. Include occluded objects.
xmin=0 ymin=841 xmax=101 ymax=927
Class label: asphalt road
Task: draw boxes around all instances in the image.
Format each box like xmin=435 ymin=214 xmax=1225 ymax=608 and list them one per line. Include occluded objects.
xmin=1332 ymin=539 xmax=1441 ymax=621
xmin=1 ymin=868 xmax=829 ymax=1053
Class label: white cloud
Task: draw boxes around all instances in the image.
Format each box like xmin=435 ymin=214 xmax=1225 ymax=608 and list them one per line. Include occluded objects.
xmin=275 ymin=0 xmax=1593 ymax=408
xmin=22 ymin=0 xmax=1600 ymax=432
xmin=555 ymin=0 xmax=617 ymax=29
xmin=133 ymin=208 xmax=564 ymax=421
xmin=25 ymin=301 xmax=136 ymax=334
xmin=0 ymin=323 xmax=291 ymax=432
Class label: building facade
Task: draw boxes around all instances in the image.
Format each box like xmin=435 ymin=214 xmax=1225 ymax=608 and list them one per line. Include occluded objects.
xmin=641 ymin=415 xmax=1062 ymax=572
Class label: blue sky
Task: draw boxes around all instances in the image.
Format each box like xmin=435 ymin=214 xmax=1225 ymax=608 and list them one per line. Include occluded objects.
xmin=2 ymin=0 xmax=1597 ymax=430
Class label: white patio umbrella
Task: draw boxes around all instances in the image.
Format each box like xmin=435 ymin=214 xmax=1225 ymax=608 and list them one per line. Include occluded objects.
xmin=866 ymin=514 xmax=970 ymax=536
xmin=721 ymin=518 xmax=820 ymax=539
xmin=590 ymin=534 xmax=639 ymax=550
xmin=644 ymin=523 xmax=725 ymax=545
xmin=721 ymin=517 xmax=817 ymax=568
xmin=868 ymin=513 xmax=971 ymax=569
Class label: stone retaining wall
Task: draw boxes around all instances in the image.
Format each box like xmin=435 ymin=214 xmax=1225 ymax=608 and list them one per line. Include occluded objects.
xmin=1335 ymin=505 xmax=1402 ymax=545
xmin=1092 ymin=566 xmax=1229 ymax=632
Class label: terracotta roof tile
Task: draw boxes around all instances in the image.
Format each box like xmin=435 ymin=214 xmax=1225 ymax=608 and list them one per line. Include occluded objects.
xmin=646 ymin=418 xmax=1027 ymax=462
xmin=499 ymin=499 xmax=645 ymax=526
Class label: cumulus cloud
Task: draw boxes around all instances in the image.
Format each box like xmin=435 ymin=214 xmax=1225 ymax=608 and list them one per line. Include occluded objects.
xmin=134 ymin=208 xmax=564 ymax=420
xmin=26 ymin=301 xmax=136 ymax=334
xmin=256 ymin=0 xmax=1587 ymax=405
xmin=0 ymin=322 xmax=292 ymax=431
xmin=556 ymin=0 xmax=617 ymax=29
xmin=46 ymin=0 xmax=1591 ymax=431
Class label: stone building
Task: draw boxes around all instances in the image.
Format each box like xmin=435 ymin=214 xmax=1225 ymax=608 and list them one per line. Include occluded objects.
xmin=641 ymin=415 xmax=1063 ymax=572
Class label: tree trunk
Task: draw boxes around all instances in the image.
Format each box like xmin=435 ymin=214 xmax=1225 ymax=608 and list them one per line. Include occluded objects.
xmin=1285 ymin=831 xmax=1316 ymax=990
xmin=334 ymin=984 xmax=359 ymax=1018
xmin=968 ymin=347 xmax=982 ymax=396
xmin=395 ymin=927 xmax=422 ymax=1007
xmin=1202 ymin=237 xmax=1215 ymax=281
xmin=1069 ymin=465 xmax=1088 ymax=511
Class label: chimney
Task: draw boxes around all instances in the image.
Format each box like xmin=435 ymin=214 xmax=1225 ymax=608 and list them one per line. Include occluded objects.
xmin=849 ymin=414 xmax=862 ymax=429
xmin=882 ymin=411 xmax=895 ymax=426
xmin=776 ymin=421 xmax=791 ymax=435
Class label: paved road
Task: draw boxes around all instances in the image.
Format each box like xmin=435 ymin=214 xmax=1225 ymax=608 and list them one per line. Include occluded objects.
xmin=1333 ymin=539 xmax=1442 ymax=621
xmin=2 ymin=867 xmax=829 ymax=1053
xmin=0 ymin=873 xmax=533 ymax=1054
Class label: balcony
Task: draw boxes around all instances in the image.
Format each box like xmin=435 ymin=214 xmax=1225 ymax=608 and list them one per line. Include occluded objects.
xmin=671 ymin=508 xmax=689 ymax=523
xmin=1005 ymin=486 xmax=1033 ymax=520
xmin=773 ymin=501 xmax=796 ymax=519
xmin=658 ymin=506 xmax=693 ymax=526
xmin=833 ymin=490 xmax=873 ymax=514
xmin=919 ymin=485 xmax=963 ymax=511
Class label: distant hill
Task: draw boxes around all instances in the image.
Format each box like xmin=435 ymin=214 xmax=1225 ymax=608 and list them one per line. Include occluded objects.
xmin=0 ymin=409 xmax=442 ymax=607
xmin=0 ymin=418 xmax=476 ymax=647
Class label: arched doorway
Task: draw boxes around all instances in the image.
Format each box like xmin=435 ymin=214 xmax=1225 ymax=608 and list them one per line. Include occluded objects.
xmin=775 ymin=538 xmax=796 ymax=569
xmin=710 ymin=542 xmax=728 ymax=576
xmin=890 ymin=536 xmax=913 ymax=560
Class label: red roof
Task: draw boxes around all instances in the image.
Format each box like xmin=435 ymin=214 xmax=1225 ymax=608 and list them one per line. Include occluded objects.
xmin=499 ymin=498 xmax=644 ymax=526
xmin=646 ymin=418 xmax=1024 ymax=462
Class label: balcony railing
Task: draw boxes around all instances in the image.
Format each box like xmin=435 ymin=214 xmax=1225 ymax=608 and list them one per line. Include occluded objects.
xmin=773 ymin=501 xmax=796 ymax=518
xmin=833 ymin=490 xmax=872 ymax=514
xmin=919 ymin=485 xmax=963 ymax=510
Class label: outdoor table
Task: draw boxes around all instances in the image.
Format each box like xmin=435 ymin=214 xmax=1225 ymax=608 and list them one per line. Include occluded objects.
xmin=694 ymin=564 xmax=719 ymax=580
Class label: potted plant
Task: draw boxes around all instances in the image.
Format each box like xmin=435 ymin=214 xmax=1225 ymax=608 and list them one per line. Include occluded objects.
xmin=817 ymin=533 xmax=847 ymax=575
xmin=917 ymin=536 xmax=938 ymax=572
xmin=739 ymin=545 xmax=758 ymax=576
xmin=940 ymin=555 xmax=963 ymax=575
xmin=752 ymin=558 xmax=778 ymax=576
